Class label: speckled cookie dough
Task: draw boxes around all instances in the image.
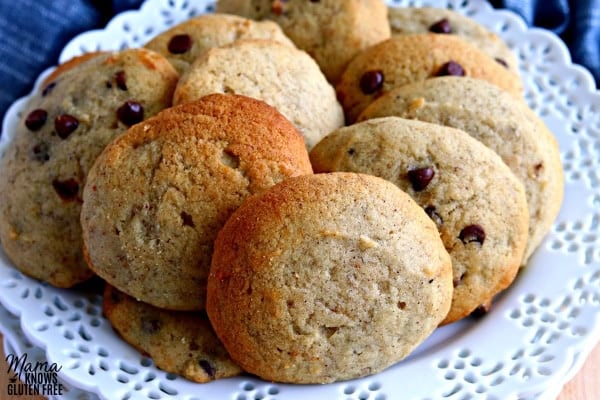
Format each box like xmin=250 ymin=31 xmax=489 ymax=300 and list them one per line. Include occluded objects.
xmin=336 ymin=34 xmax=523 ymax=122
xmin=81 ymin=94 xmax=312 ymax=311
xmin=173 ymin=39 xmax=344 ymax=150
xmin=358 ymin=77 xmax=563 ymax=262
xmin=103 ymin=284 xmax=243 ymax=383
xmin=310 ymin=117 xmax=530 ymax=324
xmin=144 ymin=13 xmax=294 ymax=74
xmin=0 ymin=49 xmax=178 ymax=287
xmin=207 ymin=172 xmax=452 ymax=383
xmin=216 ymin=0 xmax=391 ymax=83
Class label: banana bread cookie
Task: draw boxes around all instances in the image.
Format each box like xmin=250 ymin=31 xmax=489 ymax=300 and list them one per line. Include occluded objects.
xmin=358 ymin=77 xmax=563 ymax=262
xmin=336 ymin=34 xmax=523 ymax=122
xmin=144 ymin=13 xmax=294 ymax=75
xmin=0 ymin=49 xmax=178 ymax=287
xmin=207 ymin=172 xmax=452 ymax=383
xmin=173 ymin=39 xmax=344 ymax=150
xmin=388 ymin=7 xmax=519 ymax=75
xmin=103 ymin=284 xmax=243 ymax=383
xmin=81 ymin=94 xmax=312 ymax=311
xmin=215 ymin=0 xmax=391 ymax=83
xmin=310 ymin=118 xmax=529 ymax=324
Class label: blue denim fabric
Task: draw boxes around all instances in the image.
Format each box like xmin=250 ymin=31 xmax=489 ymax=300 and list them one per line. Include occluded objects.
xmin=0 ymin=0 xmax=598 ymax=125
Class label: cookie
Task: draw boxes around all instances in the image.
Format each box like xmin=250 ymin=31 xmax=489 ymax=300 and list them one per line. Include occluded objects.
xmin=215 ymin=0 xmax=391 ymax=83
xmin=388 ymin=7 xmax=519 ymax=75
xmin=144 ymin=13 xmax=294 ymax=75
xmin=81 ymin=94 xmax=313 ymax=311
xmin=0 ymin=49 xmax=178 ymax=287
xmin=357 ymin=77 xmax=564 ymax=262
xmin=207 ymin=172 xmax=452 ymax=383
xmin=336 ymin=34 xmax=523 ymax=122
xmin=173 ymin=39 xmax=344 ymax=150
xmin=310 ymin=117 xmax=529 ymax=324
xmin=103 ymin=284 xmax=243 ymax=383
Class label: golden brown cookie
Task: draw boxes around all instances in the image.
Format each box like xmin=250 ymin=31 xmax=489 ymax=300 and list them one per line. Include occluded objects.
xmin=0 ymin=49 xmax=178 ymax=287
xmin=207 ymin=172 xmax=452 ymax=383
xmin=144 ymin=13 xmax=294 ymax=74
xmin=388 ymin=7 xmax=519 ymax=75
xmin=310 ymin=117 xmax=529 ymax=324
xmin=357 ymin=77 xmax=563 ymax=262
xmin=336 ymin=34 xmax=523 ymax=122
xmin=216 ymin=0 xmax=391 ymax=83
xmin=103 ymin=284 xmax=243 ymax=383
xmin=81 ymin=94 xmax=312 ymax=310
xmin=173 ymin=39 xmax=344 ymax=150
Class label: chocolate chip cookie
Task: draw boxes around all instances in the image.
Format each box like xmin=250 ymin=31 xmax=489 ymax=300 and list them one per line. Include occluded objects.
xmin=207 ymin=172 xmax=452 ymax=383
xmin=215 ymin=0 xmax=391 ymax=83
xmin=310 ymin=117 xmax=529 ymax=324
xmin=173 ymin=39 xmax=344 ymax=150
xmin=103 ymin=284 xmax=242 ymax=383
xmin=336 ymin=34 xmax=523 ymax=122
xmin=357 ymin=77 xmax=563 ymax=262
xmin=0 ymin=49 xmax=178 ymax=287
xmin=388 ymin=7 xmax=519 ymax=75
xmin=81 ymin=94 xmax=313 ymax=311
xmin=144 ymin=13 xmax=294 ymax=75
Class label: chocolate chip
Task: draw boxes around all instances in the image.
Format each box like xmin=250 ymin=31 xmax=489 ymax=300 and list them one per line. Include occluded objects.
xmin=459 ymin=224 xmax=485 ymax=245
xmin=52 ymin=178 xmax=79 ymax=201
xmin=360 ymin=70 xmax=384 ymax=94
xmin=424 ymin=205 xmax=443 ymax=227
xmin=429 ymin=18 xmax=452 ymax=34
xmin=31 ymin=142 xmax=50 ymax=162
xmin=168 ymin=34 xmax=192 ymax=54
xmin=189 ymin=341 xmax=200 ymax=351
xmin=117 ymin=101 xmax=144 ymax=126
xmin=199 ymin=360 xmax=216 ymax=379
xmin=115 ymin=70 xmax=127 ymax=90
xmin=407 ymin=167 xmax=435 ymax=191
xmin=470 ymin=303 xmax=491 ymax=318
xmin=347 ymin=148 xmax=355 ymax=156
xmin=141 ymin=317 xmax=161 ymax=334
xmin=105 ymin=81 xmax=113 ymax=88
xmin=495 ymin=58 xmax=509 ymax=68
xmin=436 ymin=61 xmax=465 ymax=77
xmin=42 ymin=82 xmax=57 ymax=97
xmin=25 ymin=109 xmax=48 ymax=131
xmin=181 ymin=211 xmax=195 ymax=228
xmin=54 ymin=114 xmax=79 ymax=139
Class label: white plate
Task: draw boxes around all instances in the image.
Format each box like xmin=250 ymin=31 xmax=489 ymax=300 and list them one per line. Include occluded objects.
xmin=1 ymin=0 xmax=599 ymax=399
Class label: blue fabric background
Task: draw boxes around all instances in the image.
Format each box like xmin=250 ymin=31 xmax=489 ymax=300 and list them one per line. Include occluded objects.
xmin=0 ymin=0 xmax=598 ymax=126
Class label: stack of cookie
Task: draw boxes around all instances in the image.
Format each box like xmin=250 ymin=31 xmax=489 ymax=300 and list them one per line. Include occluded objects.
xmin=0 ymin=2 xmax=564 ymax=387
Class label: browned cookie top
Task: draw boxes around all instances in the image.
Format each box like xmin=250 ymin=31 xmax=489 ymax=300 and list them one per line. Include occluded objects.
xmin=144 ymin=13 xmax=294 ymax=74
xmin=81 ymin=94 xmax=312 ymax=311
xmin=336 ymin=34 xmax=523 ymax=122
xmin=216 ymin=0 xmax=391 ymax=83
xmin=207 ymin=172 xmax=452 ymax=383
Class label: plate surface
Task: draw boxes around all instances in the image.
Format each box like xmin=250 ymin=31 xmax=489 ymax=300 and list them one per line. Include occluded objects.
xmin=1 ymin=1 xmax=599 ymax=399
